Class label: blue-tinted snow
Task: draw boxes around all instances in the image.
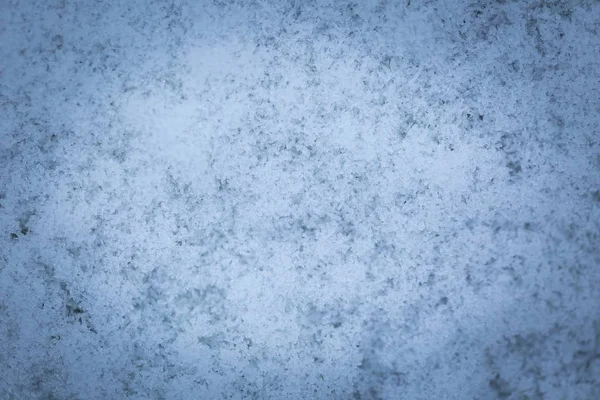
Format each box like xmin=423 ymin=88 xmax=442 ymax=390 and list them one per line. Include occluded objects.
xmin=1 ymin=1 xmax=599 ymax=399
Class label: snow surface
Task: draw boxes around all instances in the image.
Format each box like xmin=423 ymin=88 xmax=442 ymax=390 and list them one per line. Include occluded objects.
xmin=1 ymin=0 xmax=599 ymax=399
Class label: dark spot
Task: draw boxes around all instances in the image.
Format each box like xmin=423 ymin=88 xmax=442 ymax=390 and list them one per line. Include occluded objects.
xmin=66 ymin=304 xmax=85 ymax=316
xmin=506 ymin=161 xmax=521 ymax=176
xmin=51 ymin=34 xmax=64 ymax=50
xmin=478 ymin=114 xmax=484 ymax=121
xmin=439 ymin=296 xmax=448 ymax=305
xmin=18 ymin=211 xmax=35 ymax=237
xmin=467 ymin=113 xmax=473 ymax=120
xmin=10 ymin=233 xmax=18 ymax=240
xmin=592 ymin=190 xmax=600 ymax=203
xmin=559 ymin=9 xmax=572 ymax=19
xmin=333 ymin=321 xmax=342 ymax=328
xmin=217 ymin=178 xmax=229 ymax=191
xmin=524 ymin=222 xmax=532 ymax=230
xmin=489 ymin=373 xmax=512 ymax=398
xmin=381 ymin=55 xmax=392 ymax=68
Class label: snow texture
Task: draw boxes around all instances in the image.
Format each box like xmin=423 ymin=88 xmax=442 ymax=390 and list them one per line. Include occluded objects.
xmin=1 ymin=0 xmax=599 ymax=399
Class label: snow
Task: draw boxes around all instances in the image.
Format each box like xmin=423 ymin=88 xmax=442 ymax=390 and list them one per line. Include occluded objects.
xmin=1 ymin=0 xmax=599 ymax=399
